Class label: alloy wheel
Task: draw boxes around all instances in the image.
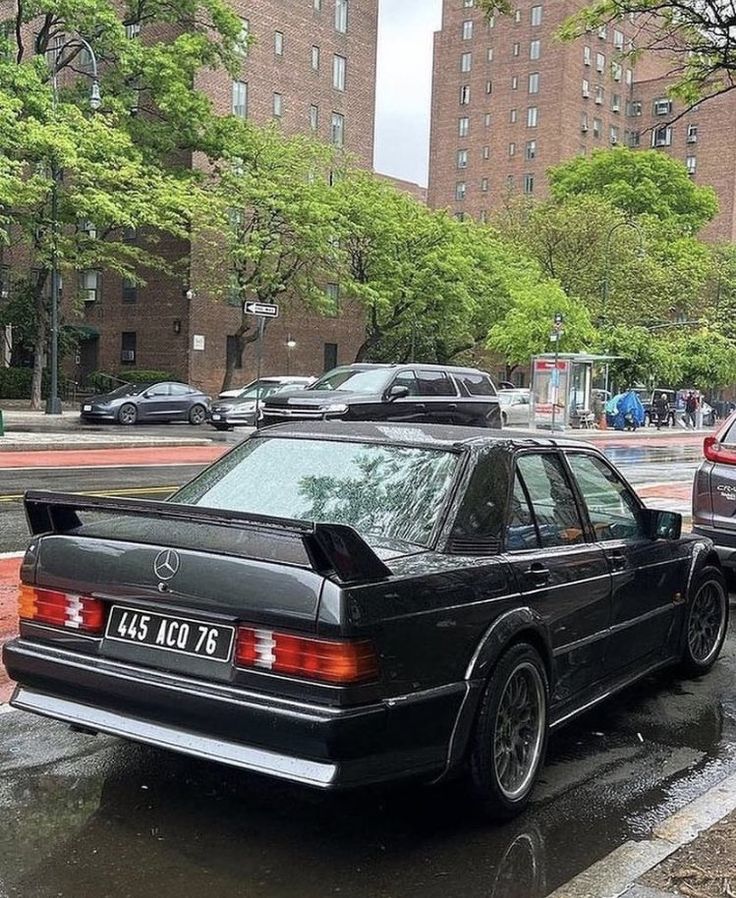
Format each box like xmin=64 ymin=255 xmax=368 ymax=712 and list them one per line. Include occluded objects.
xmin=493 ymin=661 xmax=546 ymax=801
xmin=688 ymin=580 xmax=727 ymax=665
xmin=189 ymin=405 xmax=206 ymax=425
xmin=119 ymin=404 xmax=136 ymax=425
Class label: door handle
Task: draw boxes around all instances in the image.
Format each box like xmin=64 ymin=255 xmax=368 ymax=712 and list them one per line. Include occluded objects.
xmin=609 ymin=549 xmax=626 ymax=571
xmin=526 ymin=563 xmax=551 ymax=585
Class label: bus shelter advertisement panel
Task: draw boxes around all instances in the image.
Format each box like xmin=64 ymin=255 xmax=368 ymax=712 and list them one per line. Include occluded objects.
xmin=533 ymin=359 xmax=570 ymax=428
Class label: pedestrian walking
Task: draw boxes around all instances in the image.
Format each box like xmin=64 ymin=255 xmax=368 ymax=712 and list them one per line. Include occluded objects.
xmin=654 ymin=392 xmax=670 ymax=430
xmin=685 ymin=391 xmax=697 ymax=429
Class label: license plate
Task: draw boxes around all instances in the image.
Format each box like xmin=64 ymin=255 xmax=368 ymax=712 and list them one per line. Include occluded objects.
xmin=211 ymin=414 xmax=221 ymax=420
xmin=105 ymin=606 xmax=235 ymax=663
xmin=83 ymin=404 xmax=92 ymax=411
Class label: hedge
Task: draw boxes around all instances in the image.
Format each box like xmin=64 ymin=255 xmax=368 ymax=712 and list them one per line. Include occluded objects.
xmin=0 ymin=367 xmax=71 ymax=400
xmin=87 ymin=369 xmax=176 ymax=393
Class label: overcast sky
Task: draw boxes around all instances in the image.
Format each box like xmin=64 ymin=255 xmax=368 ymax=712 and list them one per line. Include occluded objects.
xmin=374 ymin=0 xmax=443 ymax=187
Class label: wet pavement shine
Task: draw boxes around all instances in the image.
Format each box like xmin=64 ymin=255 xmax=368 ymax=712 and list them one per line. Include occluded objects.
xmin=1 ymin=436 xmax=731 ymax=898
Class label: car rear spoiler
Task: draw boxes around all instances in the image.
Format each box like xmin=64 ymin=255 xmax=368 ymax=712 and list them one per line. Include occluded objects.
xmin=24 ymin=490 xmax=391 ymax=585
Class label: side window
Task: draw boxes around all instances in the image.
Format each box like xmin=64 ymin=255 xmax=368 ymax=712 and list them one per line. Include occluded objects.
xmin=169 ymin=383 xmax=191 ymax=396
xmin=516 ymin=453 xmax=585 ymax=547
xmin=451 ymin=449 xmax=509 ymax=551
xmin=391 ymin=370 xmax=420 ymax=396
xmin=147 ymin=383 xmax=170 ymax=397
xmin=507 ymin=473 xmax=540 ymax=550
xmin=417 ymin=369 xmax=457 ymax=397
xmin=456 ymin=372 xmax=496 ymax=396
xmin=567 ymin=453 xmax=644 ymax=541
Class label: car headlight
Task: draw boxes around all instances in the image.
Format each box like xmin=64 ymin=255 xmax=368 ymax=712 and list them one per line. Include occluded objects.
xmin=323 ymin=403 xmax=349 ymax=414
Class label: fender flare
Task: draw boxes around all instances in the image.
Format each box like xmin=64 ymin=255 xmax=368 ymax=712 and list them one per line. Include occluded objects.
xmin=465 ymin=606 xmax=554 ymax=684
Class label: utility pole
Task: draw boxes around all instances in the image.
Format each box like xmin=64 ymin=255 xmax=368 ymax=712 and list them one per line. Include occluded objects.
xmin=550 ymin=312 xmax=564 ymax=432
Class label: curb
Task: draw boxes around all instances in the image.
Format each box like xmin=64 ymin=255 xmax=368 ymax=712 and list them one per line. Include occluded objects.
xmin=547 ymin=769 xmax=736 ymax=898
xmin=0 ymin=439 xmax=214 ymax=452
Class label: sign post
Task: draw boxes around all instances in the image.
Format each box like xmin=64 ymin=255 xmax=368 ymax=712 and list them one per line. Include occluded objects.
xmin=243 ymin=301 xmax=280 ymax=428
xmin=550 ymin=313 xmax=565 ymax=432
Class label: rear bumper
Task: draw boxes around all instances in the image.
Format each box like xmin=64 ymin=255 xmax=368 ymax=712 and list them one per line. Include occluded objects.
xmin=692 ymin=525 xmax=736 ymax=569
xmin=3 ymin=638 xmax=465 ymax=789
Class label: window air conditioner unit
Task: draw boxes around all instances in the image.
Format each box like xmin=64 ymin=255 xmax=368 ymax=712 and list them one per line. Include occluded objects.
xmin=121 ymin=350 xmax=136 ymax=362
xmin=595 ymin=96 xmax=603 ymax=105
xmin=83 ymin=289 xmax=97 ymax=302
xmin=687 ymin=134 xmax=697 ymax=143
xmin=581 ymin=123 xmax=589 ymax=132
xmin=612 ymin=102 xmax=620 ymax=112
xmin=610 ymin=136 xmax=618 ymax=144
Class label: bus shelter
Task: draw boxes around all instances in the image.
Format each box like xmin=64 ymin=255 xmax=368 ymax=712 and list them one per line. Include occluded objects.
xmin=530 ymin=353 xmax=614 ymax=431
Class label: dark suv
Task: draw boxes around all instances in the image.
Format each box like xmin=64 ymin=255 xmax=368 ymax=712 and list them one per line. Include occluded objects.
xmin=693 ymin=411 xmax=736 ymax=581
xmin=260 ymin=364 xmax=501 ymax=428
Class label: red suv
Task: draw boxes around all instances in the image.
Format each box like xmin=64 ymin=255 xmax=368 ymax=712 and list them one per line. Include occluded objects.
xmin=693 ymin=411 xmax=736 ymax=584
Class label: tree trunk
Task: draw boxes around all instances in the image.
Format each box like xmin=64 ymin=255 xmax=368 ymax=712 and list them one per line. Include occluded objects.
xmin=220 ymin=317 xmax=264 ymax=393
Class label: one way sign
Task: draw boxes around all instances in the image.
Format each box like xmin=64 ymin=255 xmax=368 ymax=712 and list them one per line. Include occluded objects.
xmin=244 ymin=301 xmax=280 ymax=319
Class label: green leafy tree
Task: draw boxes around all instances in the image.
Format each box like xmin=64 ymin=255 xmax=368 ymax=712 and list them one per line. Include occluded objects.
xmin=195 ymin=124 xmax=340 ymax=392
xmin=594 ymin=324 xmax=682 ymax=388
xmin=547 ymin=148 xmax=718 ymax=235
xmin=673 ymin=329 xmax=736 ymax=392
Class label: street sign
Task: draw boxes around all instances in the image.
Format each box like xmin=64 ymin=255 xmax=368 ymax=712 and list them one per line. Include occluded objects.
xmin=244 ymin=301 xmax=280 ymax=319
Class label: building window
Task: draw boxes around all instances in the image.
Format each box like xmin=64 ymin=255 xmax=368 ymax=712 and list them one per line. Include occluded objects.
xmin=531 ymin=5 xmax=542 ymax=26
xmin=582 ymin=79 xmax=590 ymax=97
xmin=481 ymin=177 xmax=489 ymax=192
xmin=235 ymin=18 xmax=249 ymax=56
xmin=511 ymin=75 xmax=518 ymax=90
xmin=652 ymin=125 xmax=672 ymax=147
xmin=510 ymin=108 xmax=517 ymax=123
xmin=687 ymin=123 xmax=698 ymax=143
xmin=125 ymin=21 xmax=141 ymax=39
xmin=486 ymin=80 xmax=493 ymax=94
xmin=325 ymin=283 xmax=340 ymax=313
xmin=598 ymin=24 xmax=607 ymax=39
xmin=525 ymin=139 xmax=537 ymax=160
xmin=231 ymin=80 xmax=247 ymax=118
xmin=612 ymin=61 xmax=622 ymax=81
xmin=122 ymin=277 xmax=137 ymax=303
xmin=612 ymin=93 xmax=621 ymax=112
xmin=593 ymin=117 xmax=602 ymax=138
xmin=627 ymin=130 xmax=640 ymax=147
xmin=483 ymin=144 xmax=490 ymax=159
xmin=613 ymin=29 xmax=624 ymax=49
xmin=686 ymin=155 xmax=697 ymax=175
xmin=311 ymin=45 xmax=320 ymax=70
xmin=628 ymin=99 xmax=642 ymax=116
xmin=528 ymin=72 xmax=539 ymax=93
xmin=331 ymin=112 xmax=345 ymax=146
xmin=462 ymin=20 xmax=473 ymax=39
xmin=459 ymin=116 xmax=470 ymax=137
xmin=581 ymin=112 xmax=589 ymax=132
xmin=313 ymin=0 xmax=321 ymax=9
xmin=654 ymin=98 xmax=672 ymax=116
xmin=226 ymin=335 xmax=244 ymax=369
xmin=273 ymin=92 xmax=283 ymax=117
xmin=464 ymin=0 xmax=474 ymax=6
xmin=530 ymin=39 xmax=540 ymax=60
xmin=625 ymin=68 xmax=633 ymax=86
xmin=457 ymin=148 xmax=468 ymax=168
xmin=526 ymin=106 xmax=538 ymax=127
xmin=610 ymin=125 xmax=619 ymax=144
xmin=274 ymin=31 xmax=284 ymax=55
xmin=121 ymin=331 xmax=136 ymax=364
xmin=460 ymin=84 xmax=471 ymax=104
xmin=309 ymin=104 xmax=319 ymax=131
xmin=455 ymin=181 xmax=467 ymax=201
xmin=479 ymin=210 xmax=488 ymax=223
xmin=512 ymin=42 xmax=520 ymax=57
xmin=335 ymin=0 xmax=348 ymax=33
xmin=583 ymin=45 xmax=591 ymax=65
xmin=487 ymin=47 xmax=493 ymax=61
xmin=333 ymin=54 xmax=346 ymax=91
xmin=81 ymin=269 xmax=100 ymax=302
xmin=484 ymin=112 xmax=492 ymax=126
xmin=595 ymin=85 xmax=604 ymax=105
xmin=461 ymin=52 xmax=472 ymax=72
xmin=509 ymin=142 xmax=516 ymax=156
xmin=323 ymin=342 xmax=338 ymax=372
xmin=514 ymin=8 xmax=522 ymax=23
xmin=596 ymin=52 xmax=605 ymax=72
xmin=79 ymin=219 xmax=97 ymax=240
xmin=523 ymin=173 xmax=534 ymax=194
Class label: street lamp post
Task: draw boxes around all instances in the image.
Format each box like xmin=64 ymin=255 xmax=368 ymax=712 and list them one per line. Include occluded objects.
xmin=550 ymin=312 xmax=564 ymax=432
xmin=45 ymin=36 xmax=101 ymax=415
xmin=600 ymin=218 xmax=645 ymax=325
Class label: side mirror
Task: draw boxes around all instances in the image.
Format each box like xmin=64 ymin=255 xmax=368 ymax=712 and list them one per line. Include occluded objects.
xmin=386 ymin=384 xmax=410 ymax=402
xmin=645 ymin=508 xmax=682 ymax=541
xmin=142 ymin=391 xmax=151 ymax=399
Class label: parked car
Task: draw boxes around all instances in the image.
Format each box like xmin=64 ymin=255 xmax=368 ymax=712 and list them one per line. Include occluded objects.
xmin=642 ymin=389 xmax=677 ymax=427
xmin=218 ymin=375 xmax=314 ymax=401
xmin=261 ymin=364 xmax=501 ymax=429
xmin=498 ymin=389 xmax=530 ymax=427
xmin=80 ymin=381 xmax=210 ymax=425
xmin=693 ymin=411 xmax=736 ymax=583
xmin=5 ymin=423 xmax=727 ymax=819
xmin=209 ymin=377 xmax=313 ymax=430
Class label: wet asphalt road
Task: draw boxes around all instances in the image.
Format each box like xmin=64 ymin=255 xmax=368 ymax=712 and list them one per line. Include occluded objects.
xmin=0 ymin=437 xmax=731 ymax=898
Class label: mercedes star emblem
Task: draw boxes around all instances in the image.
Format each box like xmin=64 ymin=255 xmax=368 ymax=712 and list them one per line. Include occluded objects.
xmin=153 ymin=549 xmax=181 ymax=582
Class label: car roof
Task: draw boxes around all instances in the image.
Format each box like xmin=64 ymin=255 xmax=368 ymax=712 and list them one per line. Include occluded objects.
xmin=257 ymin=421 xmax=587 ymax=451
xmin=332 ymin=363 xmax=491 ymax=376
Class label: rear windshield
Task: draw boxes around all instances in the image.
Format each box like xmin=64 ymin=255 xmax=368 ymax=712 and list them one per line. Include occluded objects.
xmin=174 ymin=436 xmax=459 ymax=549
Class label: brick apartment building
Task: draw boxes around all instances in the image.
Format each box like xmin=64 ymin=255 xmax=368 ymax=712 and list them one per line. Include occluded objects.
xmin=70 ymin=0 xmax=379 ymax=396
xmin=427 ymin=0 xmax=736 ymax=242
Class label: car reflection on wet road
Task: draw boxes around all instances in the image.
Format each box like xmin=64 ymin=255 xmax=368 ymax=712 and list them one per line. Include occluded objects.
xmin=0 ymin=437 xmax=731 ymax=898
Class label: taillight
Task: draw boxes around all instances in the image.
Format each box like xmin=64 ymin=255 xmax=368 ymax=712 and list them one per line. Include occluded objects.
xmin=18 ymin=585 xmax=106 ymax=634
xmin=704 ymin=436 xmax=736 ymax=466
xmin=235 ymin=626 xmax=379 ymax=684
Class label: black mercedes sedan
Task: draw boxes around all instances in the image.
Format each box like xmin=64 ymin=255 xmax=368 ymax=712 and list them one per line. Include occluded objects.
xmin=80 ymin=381 xmax=210 ymax=425
xmin=260 ymin=363 xmax=501 ymax=428
xmin=3 ymin=424 xmax=728 ymax=819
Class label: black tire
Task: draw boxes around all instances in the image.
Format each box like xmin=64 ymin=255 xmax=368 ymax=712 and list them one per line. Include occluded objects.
xmin=212 ymin=424 xmax=232 ymax=432
xmin=468 ymin=642 xmax=549 ymax=820
xmin=117 ymin=403 xmax=137 ymax=425
xmin=680 ymin=565 xmax=729 ymax=677
xmin=188 ymin=404 xmax=206 ymax=426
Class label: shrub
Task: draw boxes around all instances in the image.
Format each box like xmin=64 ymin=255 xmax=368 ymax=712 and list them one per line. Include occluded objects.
xmin=0 ymin=367 xmax=71 ymax=400
xmin=87 ymin=369 xmax=176 ymax=393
